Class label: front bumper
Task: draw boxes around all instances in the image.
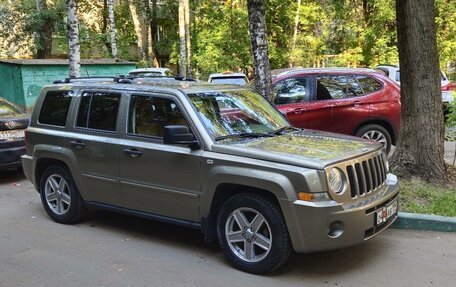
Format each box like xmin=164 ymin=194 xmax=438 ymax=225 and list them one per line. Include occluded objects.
xmin=279 ymin=173 xmax=399 ymax=253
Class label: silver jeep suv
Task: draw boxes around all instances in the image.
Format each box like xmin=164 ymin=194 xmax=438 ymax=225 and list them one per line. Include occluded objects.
xmin=22 ymin=77 xmax=399 ymax=274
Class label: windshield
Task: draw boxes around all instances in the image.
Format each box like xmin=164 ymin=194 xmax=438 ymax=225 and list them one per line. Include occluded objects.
xmin=188 ymin=90 xmax=289 ymax=139
xmin=0 ymin=98 xmax=24 ymax=116
xmin=210 ymin=77 xmax=248 ymax=85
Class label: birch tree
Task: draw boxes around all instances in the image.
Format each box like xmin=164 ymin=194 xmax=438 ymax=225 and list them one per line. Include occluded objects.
xmin=184 ymin=0 xmax=191 ymax=76
xmin=66 ymin=0 xmax=80 ymax=77
xmin=247 ymin=0 xmax=272 ymax=101
xmin=391 ymin=0 xmax=446 ymax=182
xmin=107 ymin=0 xmax=117 ymax=59
xmin=178 ymin=0 xmax=187 ymax=76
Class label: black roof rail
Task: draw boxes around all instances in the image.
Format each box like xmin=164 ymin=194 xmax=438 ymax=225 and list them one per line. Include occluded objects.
xmin=376 ymin=64 xmax=399 ymax=68
xmin=52 ymin=76 xmax=129 ymax=84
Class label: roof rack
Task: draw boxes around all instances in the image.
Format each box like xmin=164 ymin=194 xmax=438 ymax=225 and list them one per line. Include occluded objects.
xmin=52 ymin=75 xmax=197 ymax=85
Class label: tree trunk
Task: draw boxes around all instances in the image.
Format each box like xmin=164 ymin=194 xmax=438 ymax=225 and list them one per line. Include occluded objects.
xmin=66 ymin=0 xmax=80 ymax=77
xmin=184 ymin=0 xmax=192 ymax=76
xmin=178 ymin=0 xmax=187 ymax=77
xmin=128 ymin=0 xmax=145 ymax=60
xmin=290 ymin=0 xmax=301 ymax=67
xmin=247 ymin=0 xmax=272 ymax=101
xmin=144 ymin=0 xmax=158 ymax=67
xmin=390 ymin=0 xmax=446 ymax=182
xmin=107 ymin=0 xmax=117 ymax=59
xmin=101 ymin=0 xmax=112 ymax=54
xmin=35 ymin=0 xmax=53 ymax=59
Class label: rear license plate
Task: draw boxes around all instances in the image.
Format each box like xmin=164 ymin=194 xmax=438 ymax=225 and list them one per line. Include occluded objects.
xmin=0 ymin=129 xmax=25 ymax=140
xmin=375 ymin=199 xmax=398 ymax=226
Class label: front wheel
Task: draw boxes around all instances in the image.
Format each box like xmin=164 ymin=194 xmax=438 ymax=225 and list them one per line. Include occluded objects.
xmin=216 ymin=194 xmax=292 ymax=274
xmin=355 ymin=124 xmax=392 ymax=154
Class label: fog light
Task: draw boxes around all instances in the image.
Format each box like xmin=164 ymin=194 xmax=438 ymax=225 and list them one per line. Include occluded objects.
xmin=328 ymin=221 xmax=344 ymax=238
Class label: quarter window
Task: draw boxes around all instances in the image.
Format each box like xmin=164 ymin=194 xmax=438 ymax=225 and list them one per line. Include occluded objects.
xmin=273 ymin=77 xmax=308 ymax=105
xmin=38 ymin=91 xmax=72 ymax=126
xmin=128 ymin=95 xmax=188 ymax=138
xmin=356 ymin=76 xmax=383 ymax=94
xmin=76 ymin=92 xmax=121 ymax=132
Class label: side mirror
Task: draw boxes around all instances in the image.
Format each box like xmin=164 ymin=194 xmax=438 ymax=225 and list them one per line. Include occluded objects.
xmin=163 ymin=125 xmax=200 ymax=149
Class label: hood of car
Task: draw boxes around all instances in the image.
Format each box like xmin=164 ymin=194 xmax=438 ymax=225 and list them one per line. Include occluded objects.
xmin=212 ymin=130 xmax=383 ymax=169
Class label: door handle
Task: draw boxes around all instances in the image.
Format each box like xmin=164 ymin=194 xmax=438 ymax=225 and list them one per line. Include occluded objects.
xmin=123 ymin=148 xmax=142 ymax=158
xmin=354 ymin=101 xmax=361 ymax=107
xmin=70 ymin=140 xmax=86 ymax=149
xmin=291 ymin=108 xmax=306 ymax=115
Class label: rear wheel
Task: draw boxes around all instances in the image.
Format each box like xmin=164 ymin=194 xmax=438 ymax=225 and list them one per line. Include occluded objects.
xmin=356 ymin=124 xmax=392 ymax=154
xmin=216 ymin=193 xmax=292 ymax=274
xmin=39 ymin=165 xmax=85 ymax=224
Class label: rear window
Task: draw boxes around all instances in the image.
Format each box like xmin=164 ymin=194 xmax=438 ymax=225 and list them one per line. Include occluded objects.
xmin=0 ymin=98 xmax=24 ymax=116
xmin=38 ymin=91 xmax=72 ymax=126
xmin=76 ymin=92 xmax=121 ymax=132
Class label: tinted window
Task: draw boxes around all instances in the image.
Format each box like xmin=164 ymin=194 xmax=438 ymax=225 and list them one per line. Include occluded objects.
xmin=357 ymin=76 xmax=383 ymax=94
xmin=76 ymin=92 xmax=120 ymax=132
xmin=316 ymin=76 xmax=347 ymax=100
xmin=210 ymin=77 xmax=248 ymax=85
xmin=129 ymin=95 xmax=188 ymax=138
xmin=38 ymin=91 xmax=72 ymax=126
xmin=273 ymin=77 xmax=308 ymax=104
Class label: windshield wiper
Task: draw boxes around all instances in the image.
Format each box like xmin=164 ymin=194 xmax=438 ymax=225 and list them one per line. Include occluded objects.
xmin=269 ymin=126 xmax=301 ymax=135
xmin=214 ymin=132 xmax=274 ymax=141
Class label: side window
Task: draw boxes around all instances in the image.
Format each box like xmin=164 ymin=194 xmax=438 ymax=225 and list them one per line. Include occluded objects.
xmin=38 ymin=91 xmax=72 ymax=126
xmin=356 ymin=76 xmax=383 ymax=94
xmin=347 ymin=76 xmax=363 ymax=97
xmin=316 ymin=75 xmax=347 ymax=100
xmin=273 ymin=77 xmax=308 ymax=105
xmin=76 ymin=92 xmax=121 ymax=132
xmin=128 ymin=95 xmax=188 ymax=138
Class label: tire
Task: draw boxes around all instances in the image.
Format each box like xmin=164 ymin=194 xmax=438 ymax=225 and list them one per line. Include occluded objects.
xmin=355 ymin=124 xmax=392 ymax=154
xmin=39 ymin=164 xmax=86 ymax=224
xmin=216 ymin=193 xmax=292 ymax=274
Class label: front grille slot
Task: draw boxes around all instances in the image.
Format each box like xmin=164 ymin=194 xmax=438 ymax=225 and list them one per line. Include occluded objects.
xmin=345 ymin=153 xmax=387 ymax=198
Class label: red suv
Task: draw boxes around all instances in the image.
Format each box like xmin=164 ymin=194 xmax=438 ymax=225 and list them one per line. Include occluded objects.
xmin=269 ymin=68 xmax=401 ymax=153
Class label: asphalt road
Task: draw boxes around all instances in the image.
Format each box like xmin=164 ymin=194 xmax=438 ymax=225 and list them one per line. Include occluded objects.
xmin=1 ymin=170 xmax=456 ymax=287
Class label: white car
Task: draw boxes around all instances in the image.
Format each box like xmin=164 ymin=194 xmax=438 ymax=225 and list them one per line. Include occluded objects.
xmin=208 ymin=72 xmax=249 ymax=85
xmin=375 ymin=64 xmax=454 ymax=103
xmin=128 ymin=68 xmax=175 ymax=77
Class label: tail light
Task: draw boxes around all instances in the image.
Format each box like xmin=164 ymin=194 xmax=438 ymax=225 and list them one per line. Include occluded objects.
xmin=24 ymin=129 xmax=28 ymax=154
xmin=442 ymin=83 xmax=455 ymax=91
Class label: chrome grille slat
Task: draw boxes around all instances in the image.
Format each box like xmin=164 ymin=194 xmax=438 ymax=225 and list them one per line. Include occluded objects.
xmin=369 ymin=159 xmax=378 ymax=188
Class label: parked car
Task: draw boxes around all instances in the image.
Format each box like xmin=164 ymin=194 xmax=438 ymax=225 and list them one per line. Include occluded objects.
xmin=127 ymin=67 xmax=175 ymax=77
xmin=22 ymin=77 xmax=398 ymax=274
xmin=375 ymin=64 xmax=454 ymax=104
xmin=263 ymin=68 xmax=401 ymax=153
xmin=0 ymin=97 xmax=29 ymax=170
xmin=208 ymin=71 xmax=249 ymax=85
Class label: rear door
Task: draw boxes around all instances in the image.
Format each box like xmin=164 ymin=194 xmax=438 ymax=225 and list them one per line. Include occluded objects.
xmin=272 ymin=76 xmax=311 ymax=128
xmin=118 ymin=93 xmax=202 ymax=222
xmin=67 ymin=90 xmax=123 ymax=206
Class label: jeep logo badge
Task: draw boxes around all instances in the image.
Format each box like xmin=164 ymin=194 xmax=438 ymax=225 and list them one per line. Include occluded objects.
xmin=5 ymin=121 xmax=21 ymax=129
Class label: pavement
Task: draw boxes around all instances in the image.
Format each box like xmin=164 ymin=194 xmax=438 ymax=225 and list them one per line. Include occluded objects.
xmin=1 ymin=171 xmax=456 ymax=286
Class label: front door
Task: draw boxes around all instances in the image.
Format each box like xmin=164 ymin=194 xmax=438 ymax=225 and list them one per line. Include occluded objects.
xmin=119 ymin=94 xmax=202 ymax=222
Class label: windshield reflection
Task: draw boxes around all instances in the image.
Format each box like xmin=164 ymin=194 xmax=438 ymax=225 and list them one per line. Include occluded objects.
xmin=188 ymin=90 xmax=289 ymax=139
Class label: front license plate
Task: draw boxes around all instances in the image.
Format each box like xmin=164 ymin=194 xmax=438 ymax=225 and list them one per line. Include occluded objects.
xmin=0 ymin=129 xmax=25 ymax=140
xmin=375 ymin=199 xmax=398 ymax=226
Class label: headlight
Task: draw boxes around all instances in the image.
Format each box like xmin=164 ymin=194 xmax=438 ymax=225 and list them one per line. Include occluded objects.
xmin=327 ymin=167 xmax=346 ymax=194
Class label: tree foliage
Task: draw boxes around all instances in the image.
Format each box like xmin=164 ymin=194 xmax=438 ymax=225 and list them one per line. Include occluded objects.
xmin=0 ymin=0 xmax=455 ymax=77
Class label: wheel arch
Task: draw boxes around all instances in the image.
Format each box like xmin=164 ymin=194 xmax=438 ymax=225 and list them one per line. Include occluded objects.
xmin=353 ymin=118 xmax=397 ymax=145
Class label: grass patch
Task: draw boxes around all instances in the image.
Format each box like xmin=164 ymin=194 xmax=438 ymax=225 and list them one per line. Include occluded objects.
xmin=399 ymin=179 xmax=456 ymax=217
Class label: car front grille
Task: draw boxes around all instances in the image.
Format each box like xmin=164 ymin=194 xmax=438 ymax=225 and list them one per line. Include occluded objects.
xmin=325 ymin=149 xmax=389 ymax=202
xmin=346 ymin=153 xmax=387 ymax=198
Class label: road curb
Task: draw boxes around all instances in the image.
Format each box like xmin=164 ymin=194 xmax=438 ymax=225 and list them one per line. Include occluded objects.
xmin=392 ymin=212 xmax=456 ymax=232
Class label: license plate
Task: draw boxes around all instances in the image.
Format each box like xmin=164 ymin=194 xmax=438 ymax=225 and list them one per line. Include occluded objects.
xmin=375 ymin=199 xmax=398 ymax=226
xmin=0 ymin=129 xmax=25 ymax=140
